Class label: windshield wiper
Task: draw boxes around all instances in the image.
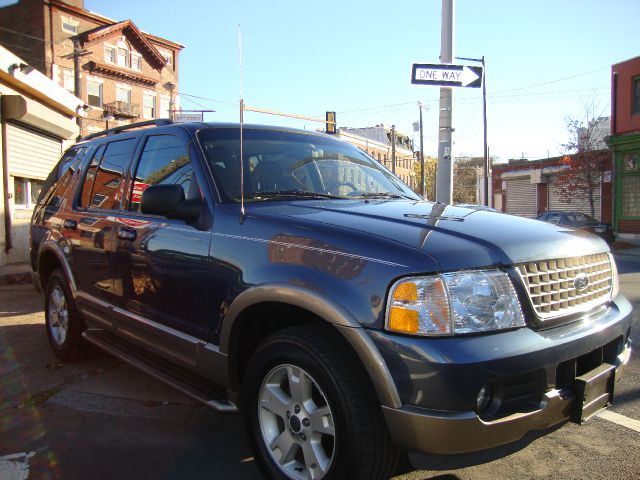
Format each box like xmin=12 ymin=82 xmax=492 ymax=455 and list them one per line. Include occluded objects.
xmin=243 ymin=190 xmax=344 ymax=200
xmin=352 ymin=192 xmax=410 ymax=199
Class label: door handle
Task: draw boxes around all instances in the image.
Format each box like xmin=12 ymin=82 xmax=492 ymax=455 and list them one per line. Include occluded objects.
xmin=63 ymin=219 xmax=77 ymax=230
xmin=116 ymin=227 xmax=137 ymax=242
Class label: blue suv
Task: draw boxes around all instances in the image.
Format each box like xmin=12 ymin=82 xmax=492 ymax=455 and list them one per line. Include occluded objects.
xmin=30 ymin=120 xmax=632 ymax=480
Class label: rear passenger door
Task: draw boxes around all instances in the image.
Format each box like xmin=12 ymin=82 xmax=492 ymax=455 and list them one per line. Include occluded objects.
xmin=67 ymin=138 xmax=137 ymax=315
xmin=110 ymin=132 xmax=212 ymax=364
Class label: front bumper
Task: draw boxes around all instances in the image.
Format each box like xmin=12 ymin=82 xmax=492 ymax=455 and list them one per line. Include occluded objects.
xmin=374 ymin=295 xmax=633 ymax=454
xmin=382 ymin=342 xmax=630 ymax=454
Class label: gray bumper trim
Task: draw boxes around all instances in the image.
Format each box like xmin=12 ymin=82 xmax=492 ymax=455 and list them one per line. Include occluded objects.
xmin=383 ymin=341 xmax=631 ymax=455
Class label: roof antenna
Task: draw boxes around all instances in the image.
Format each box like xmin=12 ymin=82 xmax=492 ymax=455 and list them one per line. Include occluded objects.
xmin=238 ymin=24 xmax=246 ymax=223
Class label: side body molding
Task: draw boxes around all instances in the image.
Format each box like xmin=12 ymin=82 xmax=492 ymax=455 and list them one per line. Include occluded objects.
xmin=220 ymin=284 xmax=402 ymax=409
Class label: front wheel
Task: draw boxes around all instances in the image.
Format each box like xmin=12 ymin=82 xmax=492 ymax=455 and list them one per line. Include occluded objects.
xmin=243 ymin=324 xmax=399 ymax=480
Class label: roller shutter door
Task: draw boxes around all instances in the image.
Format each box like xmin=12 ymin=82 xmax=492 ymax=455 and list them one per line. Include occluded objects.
xmin=505 ymin=178 xmax=537 ymax=218
xmin=7 ymin=122 xmax=62 ymax=180
xmin=548 ymin=175 xmax=601 ymax=220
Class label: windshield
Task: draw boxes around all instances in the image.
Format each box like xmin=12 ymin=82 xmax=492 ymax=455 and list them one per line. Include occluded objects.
xmin=198 ymin=128 xmax=420 ymax=202
xmin=566 ymin=213 xmax=597 ymax=225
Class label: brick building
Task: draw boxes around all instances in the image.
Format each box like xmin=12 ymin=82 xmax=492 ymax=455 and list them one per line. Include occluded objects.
xmin=0 ymin=0 xmax=183 ymax=137
xmin=491 ymin=153 xmax=613 ymax=223
xmin=337 ymin=126 xmax=416 ymax=190
xmin=606 ymin=56 xmax=640 ymax=239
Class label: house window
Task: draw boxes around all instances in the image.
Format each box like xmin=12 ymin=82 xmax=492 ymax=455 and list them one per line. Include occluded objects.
xmin=61 ymin=17 xmax=78 ymax=34
xmin=13 ymin=177 xmax=44 ymax=209
xmin=105 ymin=45 xmax=116 ymax=64
xmin=87 ymin=80 xmax=102 ymax=107
xmin=132 ymin=54 xmax=142 ymax=71
xmin=143 ymin=94 xmax=156 ymax=119
xmin=633 ymin=76 xmax=640 ymax=115
xmin=116 ymin=87 xmax=131 ymax=111
xmin=160 ymin=96 xmax=171 ymax=119
xmin=117 ymin=41 xmax=130 ymax=68
xmin=62 ymin=68 xmax=74 ymax=93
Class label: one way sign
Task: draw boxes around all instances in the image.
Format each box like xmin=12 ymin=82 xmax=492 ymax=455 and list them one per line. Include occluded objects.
xmin=411 ymin=63 xmax=482 ymax=88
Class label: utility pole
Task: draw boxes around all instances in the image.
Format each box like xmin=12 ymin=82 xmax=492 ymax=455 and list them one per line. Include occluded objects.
xmin=481 ymin=56 xmax=488 ymax=206
xmin=63 ymin=37 xmax=91 ymax=132
xmin=391 ymin=125 xmax=396 ymax=174
xmin=419 ymin=102 xmax=425 ymax=197
xmin=436 ymin=0 xmax=454 ymax=204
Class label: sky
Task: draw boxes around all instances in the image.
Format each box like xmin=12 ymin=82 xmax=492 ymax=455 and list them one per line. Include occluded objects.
xmin=84 ymin=0 xmax=640 ymax=163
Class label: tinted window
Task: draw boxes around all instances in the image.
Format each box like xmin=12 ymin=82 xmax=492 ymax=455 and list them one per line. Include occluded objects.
xmin=547 ymin=213 xmax=561 ymax=224
xmin=81 ymin=139 xmax=136 ymax=210
xmin=128 ymin=135 xmax=192 ymax=212
xmin=39 ymin=146 xmax=86 ymax=206
xmin=80 ymin=144 xmax=105 ymax=208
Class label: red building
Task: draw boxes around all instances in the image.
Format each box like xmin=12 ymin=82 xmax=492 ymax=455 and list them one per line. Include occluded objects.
xmin=607 ymin=56 xmax=640 ymax=239
xmin=492 ymin=153 xmax=613 ymax=223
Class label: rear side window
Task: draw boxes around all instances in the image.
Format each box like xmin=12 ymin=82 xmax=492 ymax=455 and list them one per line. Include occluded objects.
xmin=80 ymin=139 xmax=137 ymax=210
xmin=38 ymin=146 xmax=86 ymax=206
xmin=128 ymin=134 xmax=193 ymax=212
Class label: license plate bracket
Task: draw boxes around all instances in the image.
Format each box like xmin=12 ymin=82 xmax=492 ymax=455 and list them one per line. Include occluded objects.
xmin=572 ymin=363 xmax=616 ymax=423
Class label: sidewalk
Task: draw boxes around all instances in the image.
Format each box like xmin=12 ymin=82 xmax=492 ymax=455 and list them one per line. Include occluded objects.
xmin=0 ymin=262 xmax=31 ymax=286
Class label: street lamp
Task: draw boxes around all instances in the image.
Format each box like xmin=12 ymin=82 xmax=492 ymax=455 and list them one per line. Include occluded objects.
xmin=456 ymin=55 xmax=489 ymax=206
xmin=164 ymin=81 xmax=176 ymax=121
xmin=103 ymin=113 xmax=115 ymax=130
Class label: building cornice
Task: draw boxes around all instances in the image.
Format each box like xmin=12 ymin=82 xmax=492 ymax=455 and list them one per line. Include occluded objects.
xmin=82 ymin=20 xmax=166 ymax=70
xmin=84 ymin=60 xmax=157 ymax=87
xmin=47 ymin=0 xmax=184 ymax=51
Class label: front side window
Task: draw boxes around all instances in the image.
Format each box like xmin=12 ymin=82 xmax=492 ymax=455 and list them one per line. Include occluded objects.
xmin=198 ymin=128 xmax=420 ymax=203
xmin=129 ymin=135 xmax=192 ymax=212
xmin=87 ymin=80 xmax=102 ymax=107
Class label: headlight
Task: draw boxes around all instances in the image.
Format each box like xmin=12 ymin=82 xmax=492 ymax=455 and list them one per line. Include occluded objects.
xmin=386 ymin=270 xmax=525 ymax=336
xmin=609 ymin=253 xmax=619 ymax=299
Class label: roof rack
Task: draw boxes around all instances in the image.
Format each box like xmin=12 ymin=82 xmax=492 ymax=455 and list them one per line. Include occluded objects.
xmin=80 ymin=119 xmax=174 ymax=142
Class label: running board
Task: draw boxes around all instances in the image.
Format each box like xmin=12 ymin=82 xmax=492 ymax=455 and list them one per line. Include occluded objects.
xmin=82 ymin=329 xmax=239 ymax=413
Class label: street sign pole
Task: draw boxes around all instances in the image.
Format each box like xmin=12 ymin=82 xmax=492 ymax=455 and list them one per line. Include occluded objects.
xmin=436 ymin=0 xmax=454 ymax=205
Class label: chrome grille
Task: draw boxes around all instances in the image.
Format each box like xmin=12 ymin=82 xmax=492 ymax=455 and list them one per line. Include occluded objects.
xmin=516 ymin=253 xmax=613 ymax=319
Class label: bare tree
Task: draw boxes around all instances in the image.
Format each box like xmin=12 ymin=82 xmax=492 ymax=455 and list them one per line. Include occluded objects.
xmin=555 ymin=103 xmax=610 ymax=218
xmin=412 ymin=155 xmax=437 ymax=200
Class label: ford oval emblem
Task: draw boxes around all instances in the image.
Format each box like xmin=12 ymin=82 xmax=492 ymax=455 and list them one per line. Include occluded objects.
xmin=574 ymin=273 xmax=590 ymax=292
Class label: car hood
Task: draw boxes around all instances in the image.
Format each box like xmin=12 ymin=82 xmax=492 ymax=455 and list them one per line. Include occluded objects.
xmin=248 ymin=200 xmax=609 ymax=272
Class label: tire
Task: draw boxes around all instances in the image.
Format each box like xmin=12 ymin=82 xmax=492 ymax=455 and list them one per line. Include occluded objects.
xmin=44 ymin=268 xmax=87 ymax=361
xmin=242 ymin=324 xmax=400 ymax=480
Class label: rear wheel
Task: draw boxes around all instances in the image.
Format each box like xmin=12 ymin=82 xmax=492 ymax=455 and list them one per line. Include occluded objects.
xmin=45 ymin=269 xmax=86 ymax=361
xmin=243 ymin=324 xmax=399 ymax=480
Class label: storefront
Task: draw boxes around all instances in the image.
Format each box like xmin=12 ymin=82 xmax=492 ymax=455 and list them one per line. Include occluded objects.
xmin=607 ymin=56 xmax=640 ymax=239
xmin=1 ymin=45 xmax=84 ymax=264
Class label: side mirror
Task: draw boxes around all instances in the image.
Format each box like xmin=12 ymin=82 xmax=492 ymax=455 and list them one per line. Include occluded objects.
xmin=140 ymin=184 xmax=184 ymax=217
xmin=140 ymin=184 xmax=205 ymax=223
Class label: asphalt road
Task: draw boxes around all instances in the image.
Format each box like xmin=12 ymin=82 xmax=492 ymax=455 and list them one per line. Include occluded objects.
xmin=0 ymin=255 xmax=639 ymax=480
